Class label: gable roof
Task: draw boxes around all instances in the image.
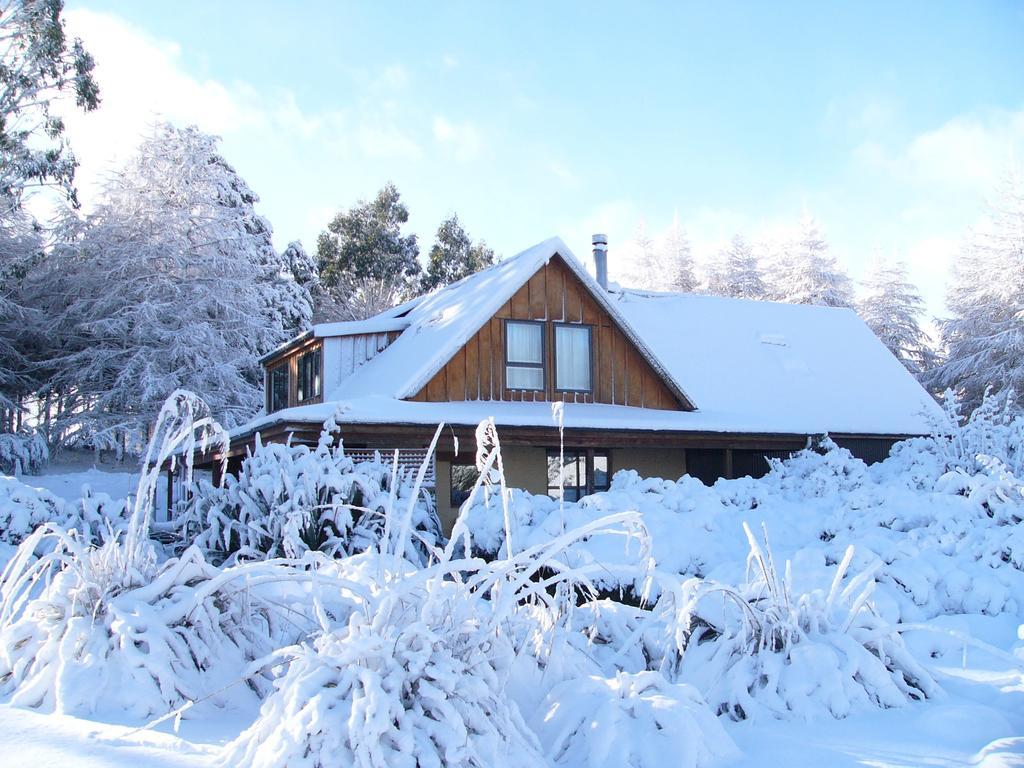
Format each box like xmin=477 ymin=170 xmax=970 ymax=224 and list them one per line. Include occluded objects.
xmin=611 ymin=289 xmax=943 ymax=435
xmin=330 ymin=237 xmax=696 ymax=409
xmin=243 ymin=236 xmax=941 ymax=439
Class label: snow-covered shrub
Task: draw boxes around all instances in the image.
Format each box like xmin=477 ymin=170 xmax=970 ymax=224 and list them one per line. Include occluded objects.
xmin=0 ymin=430 xmax=48 ymax=475
xmin=224 ymin=567 xmax=547 ymax=768
xmin=179 ymin=419 xmax=441 ymax=565
xmin=0 ymin=476 xmax=129 ymax=545
xmin=223 ymin=421 xmax=703 ymax=768
xmin=0 ymin=531 xmax=291 ymax=717
xmin=675 ymin=526 xmax=937 ymax=720
xmin=534 ymin=671 xmax=737 ymax=768
xmin=0 ymin=391 xmax=293 ymax=719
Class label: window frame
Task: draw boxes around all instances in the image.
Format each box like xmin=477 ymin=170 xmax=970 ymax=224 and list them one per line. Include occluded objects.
xmin=503 ymin=319 xmax=546 ymax=392
xmin=267 ymin=363 xmax=289 ymax=414
xmin=552 ymin=322 xmax=594 ymax=394
xmin=296 ymin=347 xmax=322 ymax=403
xmin=546 ymin=448 xmax=611 ymax=500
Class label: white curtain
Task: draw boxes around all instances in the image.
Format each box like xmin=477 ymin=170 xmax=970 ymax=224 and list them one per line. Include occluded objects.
xmin=507 ymin=322 xmax=543 ymax=389
xmin=507 ymin=322 xmax=541 ymax=363
xmin=555 ymin=325 xmax=591 ymax=390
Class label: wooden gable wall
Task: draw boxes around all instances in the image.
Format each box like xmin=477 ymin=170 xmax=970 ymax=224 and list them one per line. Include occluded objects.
xmin=409 ymin=255 xmax=683 ymax=410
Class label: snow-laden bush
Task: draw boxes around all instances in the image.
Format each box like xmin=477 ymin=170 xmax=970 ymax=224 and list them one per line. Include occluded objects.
xmin=0 ymin=531 xmax=293 ymax=717
xmin=534 ymin=671 xmax=738 ymax=768
xmin=0 ymin=430 xmax=48 ymax=475
xmin=179 ymin=414 xmax=441 ymax=565
xmin=673 ymin=525 xmax=937 ymax=721
xmin=0 ymin=475 xmax=129 ymax=545
xmin=0 ymin=391 xmax=305 ymax=719
xmin=224 ymin=419 xmax=733 ymax=768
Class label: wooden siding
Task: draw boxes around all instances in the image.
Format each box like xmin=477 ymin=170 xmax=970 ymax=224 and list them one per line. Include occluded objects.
xmin=410 ymin=256 xmax=684 ymax=410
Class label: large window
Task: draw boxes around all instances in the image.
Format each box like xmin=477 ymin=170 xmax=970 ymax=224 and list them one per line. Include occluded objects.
xmin=505 ymin=321 xmax=544 ymax=390
xmin=554 ymin=324 xmax=592 ymax=392
xmin=268 ymin=364 xmax=288 ymax=413
xmin=297 ymin=347 xmax=322 ymax=402
xmin=546 ymin=449 xmax=610 ymax=501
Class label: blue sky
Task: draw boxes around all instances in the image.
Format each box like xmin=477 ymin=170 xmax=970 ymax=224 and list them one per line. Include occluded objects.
xmin=61 ymin=2 xmax=1024 ymax=316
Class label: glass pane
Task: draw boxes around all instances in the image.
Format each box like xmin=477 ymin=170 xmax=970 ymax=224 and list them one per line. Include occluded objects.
xmin=507 ymin=322 xmax=542 ymax=364
xmin=507 ymin=365 xmax=543 ymax=390
xmin=593 ymin=453 xmax=609 ymax=491
xmin=547 ymin=452 xmax=583 ymax=499
xmin=555 ymin=325 xmax=591 ymax=390
xmin=450 ymin=464 xmax=479 ymax=507
xmin=271 ymin=367 xmax=288 ymax=412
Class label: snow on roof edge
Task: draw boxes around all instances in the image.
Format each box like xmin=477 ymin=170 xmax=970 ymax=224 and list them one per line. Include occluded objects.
xmin=391 ymin=236 xmax=567 ymax=400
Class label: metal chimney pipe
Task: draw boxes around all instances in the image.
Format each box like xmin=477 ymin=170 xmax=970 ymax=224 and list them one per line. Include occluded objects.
xmin=592 ymin=233 xmax=608 ymax=290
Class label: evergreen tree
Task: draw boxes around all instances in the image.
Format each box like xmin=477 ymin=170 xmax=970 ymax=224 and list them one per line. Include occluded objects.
xmin=316 ymin=183 xmax=420 ymax=288
xmin=42 ymin=123 xmax=307 ymax=449
xmin=420 ymin=214 xmax=495 ymax=292
xmin=859 ymin=254 xmax=935 ymax=378
xmin=705 ymin=233 xmax=766 ymax=300
xmin=624 ymin=219 xmax=657 ymax=290
xmin=930 ymin=169 xmax=1024 ymax=408
xmin=661 ymin=212 xmax=698 ymax=292
xmin=0 ymin=0 xmax=100 ymax=210
xmin=773 ymin=212 xmax=854 ymax=308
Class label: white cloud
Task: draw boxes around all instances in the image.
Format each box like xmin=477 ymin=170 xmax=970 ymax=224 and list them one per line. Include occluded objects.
xmin=57 ymin=9 xmax=426 ymax=219
xmin=432 ymin=116 xmax=483 ymax=162
xmin=907 ymin=109 xmax=1024 ymax=189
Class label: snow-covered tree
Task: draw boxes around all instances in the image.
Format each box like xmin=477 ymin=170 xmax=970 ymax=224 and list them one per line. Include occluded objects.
xmin=770 ymin=212 xmax=854 ymax=308
xmin=930 ymin=169 xmax=1024 ymax=408
xmin=0 ymin=208 xmax=45 ymax=429
xmin=42 ymin=123 xmax=306 ymax=449
xmin=316 ymin=183 xmax=420 ymax=290
xmin=858 ymin=254 xmax=935 ymax=378
xmin=420 ymin=213 xmax=494 ymax=292
xmin=0 ymin=0 xmax=100 ymax=210
xmin=705 ymin=233 xmax=766 ymax=300
xmin=660 ymin=212 xmax=698 ymax=293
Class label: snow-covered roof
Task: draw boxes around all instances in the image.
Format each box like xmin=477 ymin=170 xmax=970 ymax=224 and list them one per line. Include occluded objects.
xmin=326 ymin=237 xmax=693 ymax=407
xmin=244 ymin=236 xmax=942 ymax=439
xmin=610 ymin=289 xmax=943 ymax=435
xmin=313 ymin=317 xmax=410 ymax=337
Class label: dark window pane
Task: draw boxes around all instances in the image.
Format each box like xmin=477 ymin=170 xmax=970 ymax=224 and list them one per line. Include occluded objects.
xmin=450 ymin=464 xmax=478 ymax=507
xmin=270 ymin=366 xmax=288 ymax=412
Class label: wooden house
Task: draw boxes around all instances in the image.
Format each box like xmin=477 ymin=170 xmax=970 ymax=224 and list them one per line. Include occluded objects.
xmin=194 ymin=236 xmax=942 ymax=531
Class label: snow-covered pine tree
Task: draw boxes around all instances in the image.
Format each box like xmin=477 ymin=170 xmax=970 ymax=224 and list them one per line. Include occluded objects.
xmin=420 ymin=213 xmax=495 ymax=292
xmin=930 ymin=168 xmax=1024 ymax=408
xmin=772 ymin=212 xmax=854 ymax=308
xmin=621 ymin=219 xmax=658 ymax=290
xmin=704 ymin=233 xmax=766 ymax=300
xmin=858 ymin=254 xmax=935 ymax=378
xmin=0 ymin=208 xmax=45 ymax=430
xmin=43 ymin=123 xmax=306 ymax=450
xmin=0 ymin=0 xmax=100 ymax=209
xmin=661 ymin=212 xmax=698 ymax=293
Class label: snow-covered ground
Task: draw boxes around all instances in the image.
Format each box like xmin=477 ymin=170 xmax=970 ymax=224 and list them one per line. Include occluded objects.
xmin=2 ymin=410 xmax=1024 ymax=768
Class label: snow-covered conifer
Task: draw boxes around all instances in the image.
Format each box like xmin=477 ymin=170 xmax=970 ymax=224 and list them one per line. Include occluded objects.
xmin=42 ymin=123 xmax=304 ymax=448
xmin=705 ymin=233 xmax=766 ymax=300
xmin=930 ymin=169 xmax=1024 ymax=407
xmin=771 ymin=212 xmax=854 ymax=308
xmin=859 ymin=254 xmax=935 ymax=378
xmin=660 ymin=213 xmax=698 ymax=293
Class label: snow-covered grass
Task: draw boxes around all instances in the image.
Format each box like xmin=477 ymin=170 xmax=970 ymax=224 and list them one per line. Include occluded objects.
xmin=0 ymin=393 xmax=1023 ymax=766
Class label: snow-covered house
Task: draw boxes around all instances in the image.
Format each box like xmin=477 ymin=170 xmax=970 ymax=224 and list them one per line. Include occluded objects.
xmin=202 ymin=236 xmax=942 ymax=531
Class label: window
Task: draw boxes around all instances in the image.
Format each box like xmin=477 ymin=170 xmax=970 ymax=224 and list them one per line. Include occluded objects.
xmin=554 ymin=324 xmax=592 ymax=391
xmin=546 ymin=449 xmax=610 ymax=501
xmin=505 ymin=321 xmax=544 ymax=390
xmin=450 ymin=463 xmax=478 ymax=507
xmin=297 ymin=347 xmax=322 ymax=402
xmin=268 ymin=364 xmax=288 ymax=413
